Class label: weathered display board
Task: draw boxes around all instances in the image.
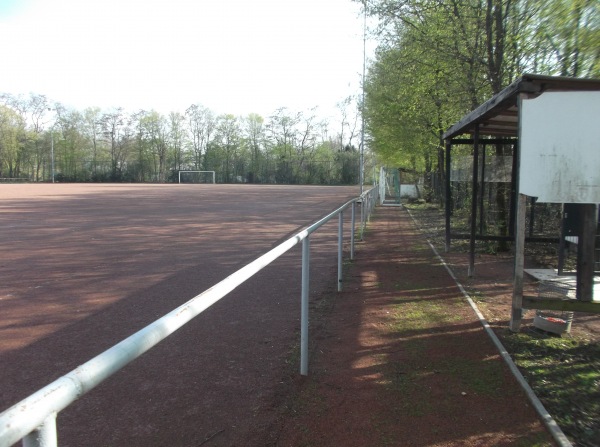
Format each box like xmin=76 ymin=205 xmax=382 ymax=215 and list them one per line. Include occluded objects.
xmin=519 ymin=91 xmax=600 ymax=204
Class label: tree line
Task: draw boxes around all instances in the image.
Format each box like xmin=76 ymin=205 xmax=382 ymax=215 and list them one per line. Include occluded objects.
xmin=0 ymin=94 xmax=362 ymax=185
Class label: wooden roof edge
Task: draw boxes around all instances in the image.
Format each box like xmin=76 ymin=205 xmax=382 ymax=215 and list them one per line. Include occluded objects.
xmin=442 ymin=74 xmax=600 ymax=140
xmin=521 ymin=73 xmax=600 ymax=90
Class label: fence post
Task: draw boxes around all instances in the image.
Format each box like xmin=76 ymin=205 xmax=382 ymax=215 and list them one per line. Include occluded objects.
xmin=23 ymin=414 xmax=57 ymax=447
xmin=338 ymin=211 xmax=344 ymax=292
xmin=350 ymin=202 xmax=356 ymax=260
xmin=300 ymin=236 xmax=310 ymax=376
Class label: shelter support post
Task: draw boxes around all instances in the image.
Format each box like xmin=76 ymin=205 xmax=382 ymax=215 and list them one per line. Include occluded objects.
xmin=510 ymin=193 xmax=528 ymax=332
xmin=557 ymin=204 xmax=568 ymax=275
xmin=445 ymin=141 xmax=452 ymax=252
xmin=577 ymin=204 xmax=598 ymax=301
xmin=508 ymin=142 xmax=518 ymax=237
xmin=479 ymin=143 xmax=486 ymax=235
xmin=468 ymin=126 xmax=480 ymax=277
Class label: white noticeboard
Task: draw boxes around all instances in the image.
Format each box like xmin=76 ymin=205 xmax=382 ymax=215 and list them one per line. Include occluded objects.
xmin=519 ymin=91 xmax=600 ymax=203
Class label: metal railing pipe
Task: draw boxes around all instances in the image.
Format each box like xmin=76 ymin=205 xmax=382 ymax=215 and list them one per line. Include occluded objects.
xmin=338 ymin=211 xmax=344 ymax=292
xmin=300 ymin=237 xmax=310 ymax=376
xmin=0 ymin=230 xmax=307 ymax=447
xmin=361 ymin=196 xmax=366 ymax=238
xmin=22 ymin=414 xmax=56 ymax=447
xmin=350 ymin=202 xmax=356 ymax=260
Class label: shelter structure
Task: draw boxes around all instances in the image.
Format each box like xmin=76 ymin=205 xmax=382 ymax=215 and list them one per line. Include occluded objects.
xmin=442 ymin=74 xmax=600 ymax=332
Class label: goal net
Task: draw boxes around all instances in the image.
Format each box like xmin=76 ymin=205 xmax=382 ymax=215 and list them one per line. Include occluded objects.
xmin=178 ymin=171 xmax=216 ymax=184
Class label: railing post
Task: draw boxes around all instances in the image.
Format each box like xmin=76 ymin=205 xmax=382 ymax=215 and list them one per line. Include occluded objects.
xmin=360 ymin=197 xmax=365 ymax=240
xmin=338 ymin=211 xmax=343 ymax=292
xmin=350 ymin=201 xmax=356 ymax=260
xmin=23 ymin=414 xmax=57 ymax=447
xmin=300 ymin=236 xmax=310 ymax=376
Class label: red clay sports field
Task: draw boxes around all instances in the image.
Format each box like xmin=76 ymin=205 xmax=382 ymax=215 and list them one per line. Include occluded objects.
xmin=0 ymin=183 xmax=360 ymax=446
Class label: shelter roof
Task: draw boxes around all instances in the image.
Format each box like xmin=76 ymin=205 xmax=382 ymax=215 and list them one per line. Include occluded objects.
xmin=443 ymin=74 xmax=600 ymax=140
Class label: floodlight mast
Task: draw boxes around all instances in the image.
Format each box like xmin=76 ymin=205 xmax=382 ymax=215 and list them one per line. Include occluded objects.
xmin=359 ymin=0 xmax=366 ymax=194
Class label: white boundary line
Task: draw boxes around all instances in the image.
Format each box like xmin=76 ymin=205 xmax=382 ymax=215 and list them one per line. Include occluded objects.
xmin=405 ymin=208 xmax=572 ymax=447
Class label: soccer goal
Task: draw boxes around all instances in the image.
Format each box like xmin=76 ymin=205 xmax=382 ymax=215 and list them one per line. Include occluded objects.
xmin=178 ymin=170 xmax=216 ymax=184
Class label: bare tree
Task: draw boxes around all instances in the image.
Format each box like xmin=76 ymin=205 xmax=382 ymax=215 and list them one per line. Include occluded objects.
xmin=185 ymin=104 xmax=215 ymax=170
xmin=244 ymin=113 xmax=265 ymax=183
xmin=83 ymin=107 xmax=103 ymax=180
xmin=100 ymin=108 xmax=130 ymax=181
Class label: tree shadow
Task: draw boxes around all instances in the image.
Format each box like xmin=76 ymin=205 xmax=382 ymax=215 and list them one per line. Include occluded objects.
xmin=0 ymin=184 xmax=359 ymax=446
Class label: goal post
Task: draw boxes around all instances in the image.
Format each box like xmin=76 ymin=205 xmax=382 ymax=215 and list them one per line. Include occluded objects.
xmin=178 ymin=171 xmax=216 ymax=184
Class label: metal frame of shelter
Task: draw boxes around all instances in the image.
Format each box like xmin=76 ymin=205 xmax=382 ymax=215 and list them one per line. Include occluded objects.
xmin=442 ymin=73 xmax=600 ymax=332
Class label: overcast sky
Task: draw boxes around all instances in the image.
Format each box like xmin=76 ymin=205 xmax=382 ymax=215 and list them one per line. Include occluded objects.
xmin=0 ymin=0 xmax=373 ymax=121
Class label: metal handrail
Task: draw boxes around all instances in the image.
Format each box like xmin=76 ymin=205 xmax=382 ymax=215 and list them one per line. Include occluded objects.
xmin=0 ymin=186 xmax=379 ymax=447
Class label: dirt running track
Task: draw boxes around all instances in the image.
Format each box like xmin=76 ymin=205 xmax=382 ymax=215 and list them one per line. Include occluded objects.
xmin=0 ymin=184 xmax=359 ymax=446
xmin=274 ymin=207 xmax=554 ymax=446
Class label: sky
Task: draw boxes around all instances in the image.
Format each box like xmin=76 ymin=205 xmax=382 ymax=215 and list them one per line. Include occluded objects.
xmin=0 ymin=0 xmax=373 ymax=122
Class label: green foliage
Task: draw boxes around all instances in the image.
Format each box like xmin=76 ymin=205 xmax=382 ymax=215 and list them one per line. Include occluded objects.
xmin=526 ymin=0 xmax=600 ymax=77
xmin=0 ymin=104 xmax=26 ymax=178
xmin=502 ymin=333 xmax=600 ymax=445
xmin=360 ymin=0 xmax=599 ymax=191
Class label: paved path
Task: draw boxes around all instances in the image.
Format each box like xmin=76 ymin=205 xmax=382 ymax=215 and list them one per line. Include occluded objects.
xmin=274 ymin=206 xmax=554 ymax=446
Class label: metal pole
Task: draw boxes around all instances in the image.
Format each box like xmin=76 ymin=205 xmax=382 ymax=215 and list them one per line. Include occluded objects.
xmin=360 ymin=197 xmax=365 ymax=239
xmin=359 ymin=0 xmax=366 ymax=194
xmin=350 ymin=202 xmax=356 ymax=260
xmin=338 ymin=211 xmax=344 ymax=292
xmin=362 ymin=193 xmax=369 ymax=240
xmin=23 ymin=414 xmax=57 ymax=447
xmin=300 ymin=237 xmax=310 ymax=376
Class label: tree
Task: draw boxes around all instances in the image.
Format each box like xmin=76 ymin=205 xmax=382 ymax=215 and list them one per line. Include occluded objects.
xmin=185 ymin=104 xmax=215 ymax=170
xmin=139 ymin=111 xmax=169 ymax=182
xmin=1 ymin=93 xmax=52 ymax=180
xmin=83 ymin=107 xmax=104 ymax=180
xmin=168 ymin=111 xmax=187 ymax=180
xmin=528 ymin=0 xmax=599 ymax=77
xmin=54 ymin=106 xmax=88 ymax=181
xmin=295 ymin=109 xmax=322 ymax=183
xmin=244 ymin=113 xmax=265 ymax=183
xmin=267 ymin=108 xmax=301 ymax=183
xmin=336 ymin=95 xmax=361 ymax=151
xmin=0 ymin=105 xmax=26 ymax=179
xmin=213 ymin=114 xmax=241 ymax=183
xmin=100 ymin=108 xmax=130 ymax=181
